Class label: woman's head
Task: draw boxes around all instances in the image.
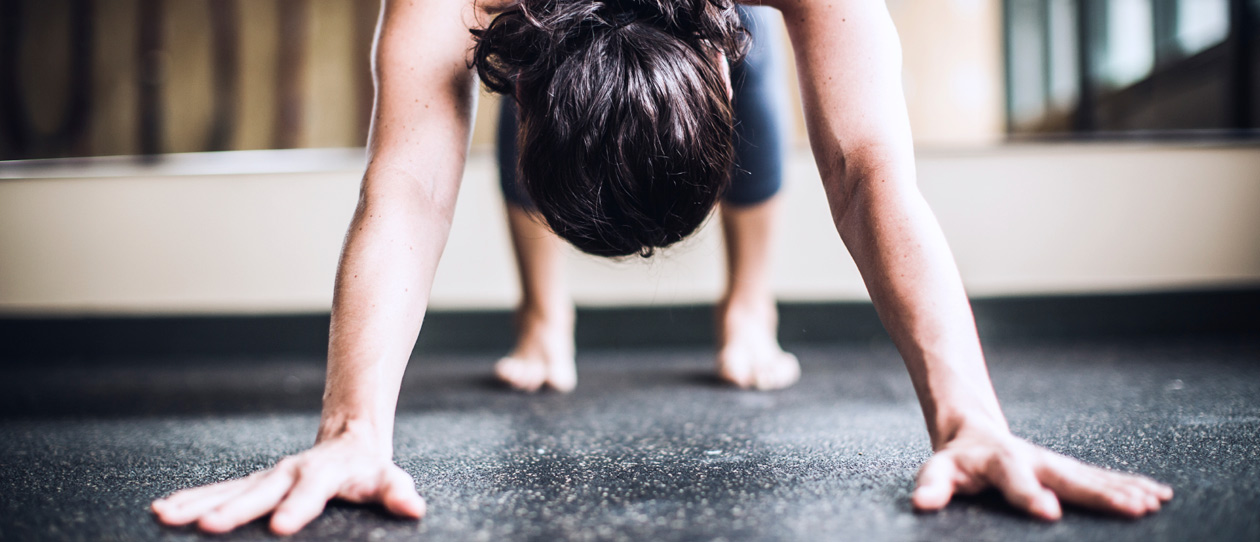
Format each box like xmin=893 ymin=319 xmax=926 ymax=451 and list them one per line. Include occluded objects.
xmin=472 ymin=0 xmax=748 ymax=257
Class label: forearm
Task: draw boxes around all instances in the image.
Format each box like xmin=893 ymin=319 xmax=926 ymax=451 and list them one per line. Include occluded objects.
xmin=318 ymin=178 xmax=457 ymax=454
xmin=834 ymin=160 xmax=1006 ymax=448
xmin=314 ymin=0 xmax=477 ymax=454
xmin=766 ymin=0 xmax=1172 ymax=520
xmin=777 ymin=0 xmax=1006 ymax=448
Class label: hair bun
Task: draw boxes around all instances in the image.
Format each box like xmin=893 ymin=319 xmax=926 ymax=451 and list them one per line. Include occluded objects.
xmin=472 ymin=0 xmax=747 ymax=95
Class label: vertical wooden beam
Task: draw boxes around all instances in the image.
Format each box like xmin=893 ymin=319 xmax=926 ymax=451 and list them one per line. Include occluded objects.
xmin=1229 ymin=0 xmax=1255 ymax=130
xmin=207 ymin=0 xmax=239 ymax=151
xmin=0 ymin=0 xmax=93 ymax=159
xmin=63 ymin=0 xmax=94 ymax=157
xmin=274 ymin=0 xmax=307 ymax=149
xmin=0 ymin=0 xmax=28 ymax=158
xmin=137 ymin=0 xmax=164 ymax=156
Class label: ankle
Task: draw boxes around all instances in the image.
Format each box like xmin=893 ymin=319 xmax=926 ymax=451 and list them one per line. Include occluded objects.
xmin=516 ymin=299 xmax=574 ymax=327
xmin=718 ymin=294 xmax=777 ymax=324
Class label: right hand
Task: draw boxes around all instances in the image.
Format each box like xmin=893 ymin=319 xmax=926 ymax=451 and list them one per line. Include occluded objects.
xmin=150 ymin=433 xmax=426 ymax=535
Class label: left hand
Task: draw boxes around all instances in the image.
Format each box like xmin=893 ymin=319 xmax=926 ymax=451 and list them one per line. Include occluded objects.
xmin=912 ymin=424 xmax=1173 ymax=520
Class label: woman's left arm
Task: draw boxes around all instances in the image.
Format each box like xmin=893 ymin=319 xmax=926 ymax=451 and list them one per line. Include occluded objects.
xmin=769 ymin=0 xmax=1171 ymax=519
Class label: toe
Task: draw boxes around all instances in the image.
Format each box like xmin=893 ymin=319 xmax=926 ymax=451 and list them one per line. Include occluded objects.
xmin=545 ymin=364 xmax=577 ymax=393
xmin=716 ymin=351 xmax=754 ymax=389
xmin=494 ymin=357 xmax=545 ymax=392
xmin=754 ymin=351 xmax=801 ymax=391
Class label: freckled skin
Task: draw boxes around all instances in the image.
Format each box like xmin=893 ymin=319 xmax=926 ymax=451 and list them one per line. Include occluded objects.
xmin=149 ymin=0 xmax=1173 ymax=535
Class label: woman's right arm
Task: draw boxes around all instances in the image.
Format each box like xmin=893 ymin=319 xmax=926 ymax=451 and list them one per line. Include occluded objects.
xmin=150 ymin=0 xmax=480 ymax=535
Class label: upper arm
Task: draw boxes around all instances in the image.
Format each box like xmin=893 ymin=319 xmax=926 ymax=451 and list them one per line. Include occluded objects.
xmin=365 ymin=0 xmax=482 ymax=206
xmin=774 ymin=0 xmax=915 ymax=205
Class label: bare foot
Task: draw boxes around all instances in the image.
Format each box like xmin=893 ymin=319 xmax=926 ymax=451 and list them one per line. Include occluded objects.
xmin=715 ymin=299 xmax=800 ymax=390
xmin=494 ymin=309 xmax=576 ymax=393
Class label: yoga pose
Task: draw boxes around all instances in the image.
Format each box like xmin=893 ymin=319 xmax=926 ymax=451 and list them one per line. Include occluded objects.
xmin=151 ymin=0 xmax=1173 ymax=534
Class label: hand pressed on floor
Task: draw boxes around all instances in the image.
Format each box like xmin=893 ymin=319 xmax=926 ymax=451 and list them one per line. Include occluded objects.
xmin=912 ymin=425 xmax=1173 ymax=520
xmin=150 ymin=434 xmax=425 ymax=535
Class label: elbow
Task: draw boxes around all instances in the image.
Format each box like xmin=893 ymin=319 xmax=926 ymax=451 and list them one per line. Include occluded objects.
xmin=822 ymin=144 xmax=916 ymax=230
xmin=357 ymin=161 xmax=460 ymax=228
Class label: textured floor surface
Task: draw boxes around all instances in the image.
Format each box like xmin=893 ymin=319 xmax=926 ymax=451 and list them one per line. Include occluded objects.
xmin=1 ymin=339 xmax=1258 ymax=541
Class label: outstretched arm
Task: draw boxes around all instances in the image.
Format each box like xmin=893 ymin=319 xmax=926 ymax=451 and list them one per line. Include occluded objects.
xmin=150 ymin=0 xmax=480 ymax=534
xmin=772 ymin=0 xmax=1171 ymax=519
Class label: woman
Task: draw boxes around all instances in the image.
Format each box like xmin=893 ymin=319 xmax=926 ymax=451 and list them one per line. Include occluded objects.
xmin=150 ymin=0 xmax=1172 ymax=535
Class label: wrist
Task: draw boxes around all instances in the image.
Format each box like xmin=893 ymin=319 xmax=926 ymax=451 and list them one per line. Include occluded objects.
xmin=316 ymin=412 xmax=393 ymax=458
xmin=932 ymin=404 xmax=1009 ymax=449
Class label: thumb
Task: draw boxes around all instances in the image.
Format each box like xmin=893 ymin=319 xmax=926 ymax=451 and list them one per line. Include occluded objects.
xmin=913 ymin=454 xmax=960 ymax=511
xmin=381 ymin=468 xmax=427 ymax=519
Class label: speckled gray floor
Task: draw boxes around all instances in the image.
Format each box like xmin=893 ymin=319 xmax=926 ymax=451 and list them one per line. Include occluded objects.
xmin=1 ymin=339 xmax=1258 ymax=541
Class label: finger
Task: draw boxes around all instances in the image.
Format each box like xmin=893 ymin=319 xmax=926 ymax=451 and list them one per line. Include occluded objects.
xmin=1097 ymin=472 xmax=1163 ymax=515
xmin=1037 ymin=460 xmax=1148 ymax=518
xmin=153 ymin=476 xmax=253 ymax=512
xmin=1100 ymin=469 xmax=1174 ymax=501
xmin=912 ymin=454 xmax=959 ymax=511
xmin=1043 ymin=455 xmax=1168 ymax=516
xmin=380 ymin=467 xmax=427 ymax=519
xmin=989 ymin=455 xmax=1061 ymax=520
xmin=198 ymin=467 xmax=297 ymax=534
xmin=1132 ymin=476 xmax=1174 ymax=501
xmin=152 ymin=478 xmax=256 ymax=526
xmin=270 ymin=469 xmax=342 ymax=535
xmin=1106 ymin=476 xmax=1161 ymax=513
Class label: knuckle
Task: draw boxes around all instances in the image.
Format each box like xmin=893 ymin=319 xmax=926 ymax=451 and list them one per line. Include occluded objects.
xmin=994 ymin=447 xmax=1018 ymax=464
xmin=1106 ymin=492 xmax=1131 ymax=509
xmin=392 ymin=467 xmax=416 ymax=485
xmin=986 ymin=451 xmax=1016 ymax=473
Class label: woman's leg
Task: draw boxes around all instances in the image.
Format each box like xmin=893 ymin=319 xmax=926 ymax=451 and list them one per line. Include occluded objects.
xmin=715 ymin=6 xmax=799 ymax=390
xmin=717 ymin=198 xmax=799 ymax=390
xmin=494 ymin=99 xmax=576 ymax=393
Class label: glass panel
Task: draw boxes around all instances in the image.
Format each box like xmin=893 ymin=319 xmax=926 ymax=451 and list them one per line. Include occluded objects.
xmin=1175 ymin=0 xmax=1229 ymax=55
xmin=1100 ymin=0 xmax=1156 ymax=88
xmin=1047 ymin=0 xmax=1080 ymax=110
xmin=1008 ymin=0 xmax=1049 ymax=126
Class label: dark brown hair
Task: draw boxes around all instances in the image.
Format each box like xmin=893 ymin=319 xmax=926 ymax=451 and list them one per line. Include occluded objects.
xmin=472 ymin=0 xmax=748 ymax=257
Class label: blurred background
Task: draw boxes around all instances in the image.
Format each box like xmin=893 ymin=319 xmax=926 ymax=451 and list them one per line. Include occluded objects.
xmin=0 ymin=0 xmax=1257 ymax=351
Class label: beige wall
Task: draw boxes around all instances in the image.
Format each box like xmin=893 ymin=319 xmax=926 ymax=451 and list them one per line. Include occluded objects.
xmin=6 ymin=1 xmax=1255 ymax=315
xmin=889 ymin=0 xmax=1006 ymax=146
xmin=2 ymin=143 xmax=1258 ymax=315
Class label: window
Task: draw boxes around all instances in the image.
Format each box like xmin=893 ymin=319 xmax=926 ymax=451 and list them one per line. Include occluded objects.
xmin=1004 ymin=0 xmax=1258 ymax=136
